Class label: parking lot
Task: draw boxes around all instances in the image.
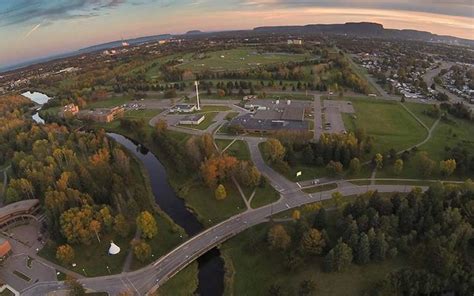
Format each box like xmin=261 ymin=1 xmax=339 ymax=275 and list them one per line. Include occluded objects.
xmin=322 ymin=100 xmax=355 ymax=134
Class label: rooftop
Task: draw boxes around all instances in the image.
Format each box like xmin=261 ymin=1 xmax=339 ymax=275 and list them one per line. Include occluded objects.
xmin=0 ymin=199 xmax=39 ymax=218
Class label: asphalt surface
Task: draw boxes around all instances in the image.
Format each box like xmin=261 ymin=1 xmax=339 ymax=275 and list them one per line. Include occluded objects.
xmin=21 ymin=138 xmax=430 ymax=295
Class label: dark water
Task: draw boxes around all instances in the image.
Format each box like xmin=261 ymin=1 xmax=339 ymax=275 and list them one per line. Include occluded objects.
xmin=107 ymin=133 xmax=224 ymax=296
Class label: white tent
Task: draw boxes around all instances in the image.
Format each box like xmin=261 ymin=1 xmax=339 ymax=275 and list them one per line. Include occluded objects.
xmin=108 ymin=241 xmax=120 ymax=255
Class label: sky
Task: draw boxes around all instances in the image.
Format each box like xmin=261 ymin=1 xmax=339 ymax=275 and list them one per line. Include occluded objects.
xmin=0 ymin=0 xmax=473 ymax=67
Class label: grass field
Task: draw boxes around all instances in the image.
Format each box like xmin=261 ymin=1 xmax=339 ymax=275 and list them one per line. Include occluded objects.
xmin=156 ymin=262 xmax=198 ymax=296
xmin=177 ymin=48 xmax=311 ymax=72
xmin=221 ymin=140 xmax=251 ymax=161
xmin=342 ymin=98 xmax=426 ymax=157
xmin=181 ymin=181 xmax=246 ymax=227
xmin=420 ymin=115 xmax=474 ymax=161
xmin=402 ymin=102 xmax=438 ymax=128
xmin=250 ymin=180 xmax=280 ymax=208
xmin=88 ymin=96 xmax=132 ymax=108
xmin=221 ymin=223 xmax=409 ymax=296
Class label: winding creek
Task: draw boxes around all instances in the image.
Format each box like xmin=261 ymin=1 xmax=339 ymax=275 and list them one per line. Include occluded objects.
xmin=108 ymin=133 xmax=225 ymax=295
xmin=22 ymin=90 xmax=226 ymax=294
xmin=21 ymin=91 xmax=51 ymax=124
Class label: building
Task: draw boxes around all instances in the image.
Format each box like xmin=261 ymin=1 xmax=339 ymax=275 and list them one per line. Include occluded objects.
xmin=169 ymin=104 xmax=197 ymax=113
xmin=231 ymin=102 xmax=308 ymax=133
xmin=287 ymin=39 xmax=303 ymax=45
xmin=179 ymin=114 xmax=205 ymax=125
xmin=0 ymin=238 xmax=12 ymax=261
xmin=0 ymin=199 xmax=40 ymax=229
xmin=77 ymin=106 xmax=125 ymax=123
xmin=59 ymin=104 xmax=79 ymax=118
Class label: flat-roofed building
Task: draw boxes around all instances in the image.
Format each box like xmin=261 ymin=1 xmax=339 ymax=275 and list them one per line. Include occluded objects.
xmin=169 ymin=104 xmax=197 ymax=113
xmin=0 ymin=199 xmax=40 ymax=229
xmin=77 ymin=106 xmax=125 ymax=123
xmin=179 ymin=114 xmax=205 ymax=125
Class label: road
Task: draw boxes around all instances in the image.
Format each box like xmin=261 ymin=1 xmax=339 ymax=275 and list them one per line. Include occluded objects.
xmin=423 ymin=62 xmax=474 ymax=110
xmin=20 ymin=57 xmax=454 ymax=295
xmin=22 ymin=182 xmax=427 ymax=296
xmin=22 ymin=140 xmax=432 ymax=295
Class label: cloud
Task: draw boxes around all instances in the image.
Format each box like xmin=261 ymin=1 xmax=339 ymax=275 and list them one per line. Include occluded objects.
xmin=0 ymin=0 xmax=129 ymax=27
xmin=236 ymin=0 xmax=474 ymax=18
xmin=24 ymin=23 xmax=41 ymax=38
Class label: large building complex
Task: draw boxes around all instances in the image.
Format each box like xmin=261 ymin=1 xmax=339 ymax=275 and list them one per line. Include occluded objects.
xmin=231 ymin=99 xmax=310 ymax=133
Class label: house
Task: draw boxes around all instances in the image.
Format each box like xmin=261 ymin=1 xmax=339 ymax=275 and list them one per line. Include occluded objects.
xmin=169 ymin=104 xmax=197 ymax=113
xmin=179 ymin=114 xmax=205 ymax=125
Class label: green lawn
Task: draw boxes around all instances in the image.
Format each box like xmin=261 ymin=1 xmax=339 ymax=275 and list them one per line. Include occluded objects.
xmin=180 ymin=181 xmax=246 ymax=227
xmin=342 ymin=98 xmax=426 ymax=157
xmin=215 ymin=139 xmax=234 ymax=151
xmin=38 ymin=233 xmax=132 ymax=277
xmin=123 ymin=109 xmax=163 ymax=121
xmin=376 ymin=114 xmax=474 ymax=179
xmin=250 ymin=180 xmax=280 ymax=208
xmin=222 ymin=140 xmax=250 ymax=161
xmin=221 ymin=223 xmax=409 ymax=296
xmin=177 ymin=48 xmax=312 ymax=72
xmin=88 ymin=95 xmax=132 ymax=108
xmin=156 ymin=262 xmax=198 ymax=296
xmin=420 ymin=115 xmax=474 ymax=162
xmin=264 ymin=93 xmax=314 ymax=101
xmin=402 ymin=102 xmax=438 ymax=128
xmin=179 ymin=112 xmax=218 ymax=130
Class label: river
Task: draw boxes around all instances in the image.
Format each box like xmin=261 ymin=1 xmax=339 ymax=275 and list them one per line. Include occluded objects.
xmin=21 ymin=91 xmax=52 ymax=124
xmin=107 ymin=133 xmax=224 ymax=296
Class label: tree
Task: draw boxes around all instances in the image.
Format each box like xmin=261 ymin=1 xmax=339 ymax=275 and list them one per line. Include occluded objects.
xmin=298 ymin=279 xmax=316 ymax=296
xmin=325 ymin=240 xmax=353 ymax=272
xmin=65 ymin=277 xmax=85 ymax=296
xmin=440 ymin=159 xmax=456 ymax=177
xmin=416 ymin=152 xmax=436 ymax=177
xmin=267 ymin=284 xmax=284 ymax=296
xmin=326 ymin=161 xmax=343 ymax=177
xmin=355 ymin=233 xmax=370 ymax=265
xmin=214 ymin=184 xmax=227 ymax=200
xmin=56 ymin=244 xmax=75 ymax=265
xmin=292 ymin=210 xmax=301 ymax=221
xmin=265 ymin=139 xmax=286 ymax=163
xmin=136 ymin=211 xmax=158 ymax=239
xmin=113 ymin=214 xmax=130 ymax=238
xmin=300 ymin=228 xmax=326 ymax=255
xmin=133 ymin=240 xmax=152 ymax=262
xmin=268 ymin=224 xmax=291 ymax=251
xmin=349 ymin=158 xmax=361 ymax=174
xmin=393 ymin=159 xmax=403 ymax=175
xmin=374 ymin=153 xmax=383 ymax=169
xmin=89 ymin=220 xmax=102 ymax=243
xmin=372 ymin=232 xmax=389 ymax=261
xmin=331 ymin=191 xmax=344 ymax=209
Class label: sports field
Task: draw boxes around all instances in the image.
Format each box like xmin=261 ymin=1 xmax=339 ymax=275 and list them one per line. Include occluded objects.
xmin=342 ymin=98 xmax=426 ymax=156
xmin=177 ymin=48 xmax=311 ymax=72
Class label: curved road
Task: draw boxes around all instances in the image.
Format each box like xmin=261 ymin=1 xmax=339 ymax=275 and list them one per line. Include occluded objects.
xmin=22 ymin=142 xmax=432 ymax=296
xmin=21 ymin=83 xmax=452 ymax=295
